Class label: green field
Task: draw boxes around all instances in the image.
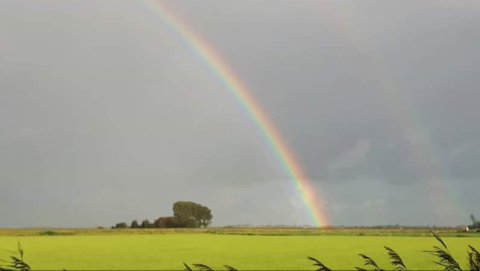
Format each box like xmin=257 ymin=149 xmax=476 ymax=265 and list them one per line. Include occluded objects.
xmin=0 ymin=228 xmax=479 ymax=270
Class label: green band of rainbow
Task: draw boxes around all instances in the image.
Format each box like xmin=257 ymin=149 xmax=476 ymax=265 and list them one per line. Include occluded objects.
xmin=144 ymin=1 xmax=328 ymax=226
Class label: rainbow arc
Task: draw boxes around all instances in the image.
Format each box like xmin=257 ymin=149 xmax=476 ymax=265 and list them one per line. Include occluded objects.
xmin=144 ymin=0 xmax=328 ymax=226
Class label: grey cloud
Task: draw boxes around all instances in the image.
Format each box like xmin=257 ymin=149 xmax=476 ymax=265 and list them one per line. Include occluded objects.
xmin=0 ymin=0 xmax=479 ymax=227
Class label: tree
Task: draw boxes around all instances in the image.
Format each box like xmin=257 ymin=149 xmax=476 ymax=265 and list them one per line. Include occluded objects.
xmin=141 ymin=219 xmax=151 ymax=228
xmin=114 ymin=222 xmax=127 ymax=229
xmin=130 ymin=220 xmax=139 ymax=228
xmin=172 ymin=201 xmax=212 ymax=228
xmin=154 ymin=216 xmax=176 ymax=228
xmin=197 ymin=205 xmax=213 ymax=228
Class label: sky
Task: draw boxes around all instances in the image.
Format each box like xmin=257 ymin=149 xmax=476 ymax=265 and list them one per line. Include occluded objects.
xmin=1 ymin=0 xmax=479 ymax=227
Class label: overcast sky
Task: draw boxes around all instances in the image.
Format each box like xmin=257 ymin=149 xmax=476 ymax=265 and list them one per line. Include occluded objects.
xmin=1 ymin=0 xmax=479 ymax=227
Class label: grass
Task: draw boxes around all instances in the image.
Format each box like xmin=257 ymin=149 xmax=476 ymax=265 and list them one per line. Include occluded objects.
xmin=0 ymin=229 xmax=479 ymax=270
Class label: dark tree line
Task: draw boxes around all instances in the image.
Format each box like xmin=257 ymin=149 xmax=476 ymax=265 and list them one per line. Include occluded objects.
xmin=113 ymin=201 xmax=212 ymax=229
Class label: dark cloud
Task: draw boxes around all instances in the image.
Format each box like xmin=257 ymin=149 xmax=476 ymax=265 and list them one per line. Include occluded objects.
xmin=0 ymin=0 xmax=479 ymax=227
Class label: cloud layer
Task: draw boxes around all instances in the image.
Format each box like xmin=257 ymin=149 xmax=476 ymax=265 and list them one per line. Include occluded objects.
xmin=0 ymin=0 xmax=479 ymax=227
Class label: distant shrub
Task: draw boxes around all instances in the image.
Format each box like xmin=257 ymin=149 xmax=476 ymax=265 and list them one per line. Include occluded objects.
xmin=130 ymin=220 xmax=139 ymax=228
xmin=39 ymin=230 xmax=74 ymax=236
xmin=113 ymin=222 xmax=128 ymax=229
xmin=154 ymin=216 xmax=176 ymax=228
xmin=141 ymin=219 xmax=152 ymax=228
xmin=39 ymin=230 xmax=57 ymax=236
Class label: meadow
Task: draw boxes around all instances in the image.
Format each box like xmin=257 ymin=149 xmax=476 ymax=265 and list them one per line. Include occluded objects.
xmin=0 ymin=228 xmax=479 ymax=270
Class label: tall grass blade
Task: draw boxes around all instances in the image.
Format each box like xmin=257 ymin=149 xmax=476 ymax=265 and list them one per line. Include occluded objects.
xmin=16 ymin=243 xmax=23 ymax=261
xmin=425 ymin=231 xmax=462 ymax=271
xmin=358 ymin=254 xmax=384 ymax=271
xmin=425 ymin=246 xmax=462 ymax=271
xmin=223 ymin=265 xmax=238 ymax=271
xmin=0 ymin=242 xmax=30 ymax=271
xmin=468 ymin=245 xmax=480 ymax=271
xmin=192 ymin=263 xmax=214 ymax=271
xmin=432 ymin=231 xmax=448 ymax=250
xmin=384 ymin=246 xmax=406 ymax=270
xmin=307 ymin=256 xmax=332 ymax=271
xmin=184 ymin=262 xmax=193 ymax=271
xmin=8 ymin=256 xmax=30 ymax=271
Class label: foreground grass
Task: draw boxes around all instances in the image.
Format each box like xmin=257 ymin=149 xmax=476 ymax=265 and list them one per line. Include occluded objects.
xmin=0 ymin=232 xmax=479 ymax=270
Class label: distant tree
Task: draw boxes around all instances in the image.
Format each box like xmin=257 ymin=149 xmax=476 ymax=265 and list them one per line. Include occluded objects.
xmin=154 ymin=216 xmax=176 ymax=228
xmin=173 ymin=201 xmax=212 ymax=228
xmin=197 ymin=205 xmax=213 ymax=228
xmin=141 ymin=219 xmax=151 ymax=228
xmin=130 ymin=220 xmax=139 ymax=228
xmin=114 ymin=222 xmax=128 ymax=229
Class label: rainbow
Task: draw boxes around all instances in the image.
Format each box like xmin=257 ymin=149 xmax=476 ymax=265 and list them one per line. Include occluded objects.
xmin=143 ymin=1 xmax=328 ymax=226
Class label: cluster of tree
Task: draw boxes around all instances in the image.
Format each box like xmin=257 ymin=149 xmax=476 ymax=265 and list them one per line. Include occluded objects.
xmin=113 ymin=201 xmax=212 ymax=229
xmin=128 ymin=216 xmax=176 ymax=228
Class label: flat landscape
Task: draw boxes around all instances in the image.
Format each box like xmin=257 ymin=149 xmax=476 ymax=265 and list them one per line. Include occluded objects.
xmin=0 ymin=228 xmax=479 ymax=270
xmin=2 ymin=1 xmax=480 ymax=271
